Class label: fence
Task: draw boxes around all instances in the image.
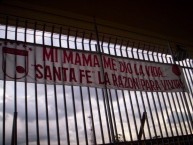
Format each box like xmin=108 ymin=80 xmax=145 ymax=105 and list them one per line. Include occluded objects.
xmin=0 ymin=15 xmax=193 ymax=145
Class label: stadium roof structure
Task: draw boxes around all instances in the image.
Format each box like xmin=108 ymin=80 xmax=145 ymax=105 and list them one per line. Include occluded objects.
xmin=0 ymin=0 xmax=193 ymax=56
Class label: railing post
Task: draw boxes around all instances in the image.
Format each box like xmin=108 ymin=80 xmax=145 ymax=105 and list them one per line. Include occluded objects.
xmin=11 ymin=112 xmax=18 ymax=145
xmin=168 ymin=42 xmax=193 ymax=132
xmin=138 ymin=112 xmax=147 ymax=145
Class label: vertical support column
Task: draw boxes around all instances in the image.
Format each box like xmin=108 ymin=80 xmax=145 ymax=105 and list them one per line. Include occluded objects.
xmin=24 ymin=20 xmax=29 ymax=145
xmin=34 ymin=22 xmax=40 ymax=145
xmin=51 ymin=25 xmax=61 ymax=145
xmin=42 ymin=24 xmax=51 ymax=145
xmin=93 ymin=17 xmax=115 ymax=143
xmin=13 ymin=18 xmax=18 ymax=145
xmin=59 ymin=26 xmax=70 ymax=145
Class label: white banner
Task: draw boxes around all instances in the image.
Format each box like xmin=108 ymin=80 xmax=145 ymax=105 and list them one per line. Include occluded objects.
xmin=0 ymin=41 xmax=188 ymax=92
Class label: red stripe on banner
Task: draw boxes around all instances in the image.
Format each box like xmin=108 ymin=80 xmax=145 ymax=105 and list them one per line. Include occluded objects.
xmin=3 ymin=47 xmax=28 ymax=56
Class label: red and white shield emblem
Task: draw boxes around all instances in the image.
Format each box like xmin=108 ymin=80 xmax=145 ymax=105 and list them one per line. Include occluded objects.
xmin=2 ymin=47 xmax=28 ymax=79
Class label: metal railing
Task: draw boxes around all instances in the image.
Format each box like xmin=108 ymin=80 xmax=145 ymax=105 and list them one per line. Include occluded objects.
xmin=0 ymin=15 xmax=192 ymax=145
